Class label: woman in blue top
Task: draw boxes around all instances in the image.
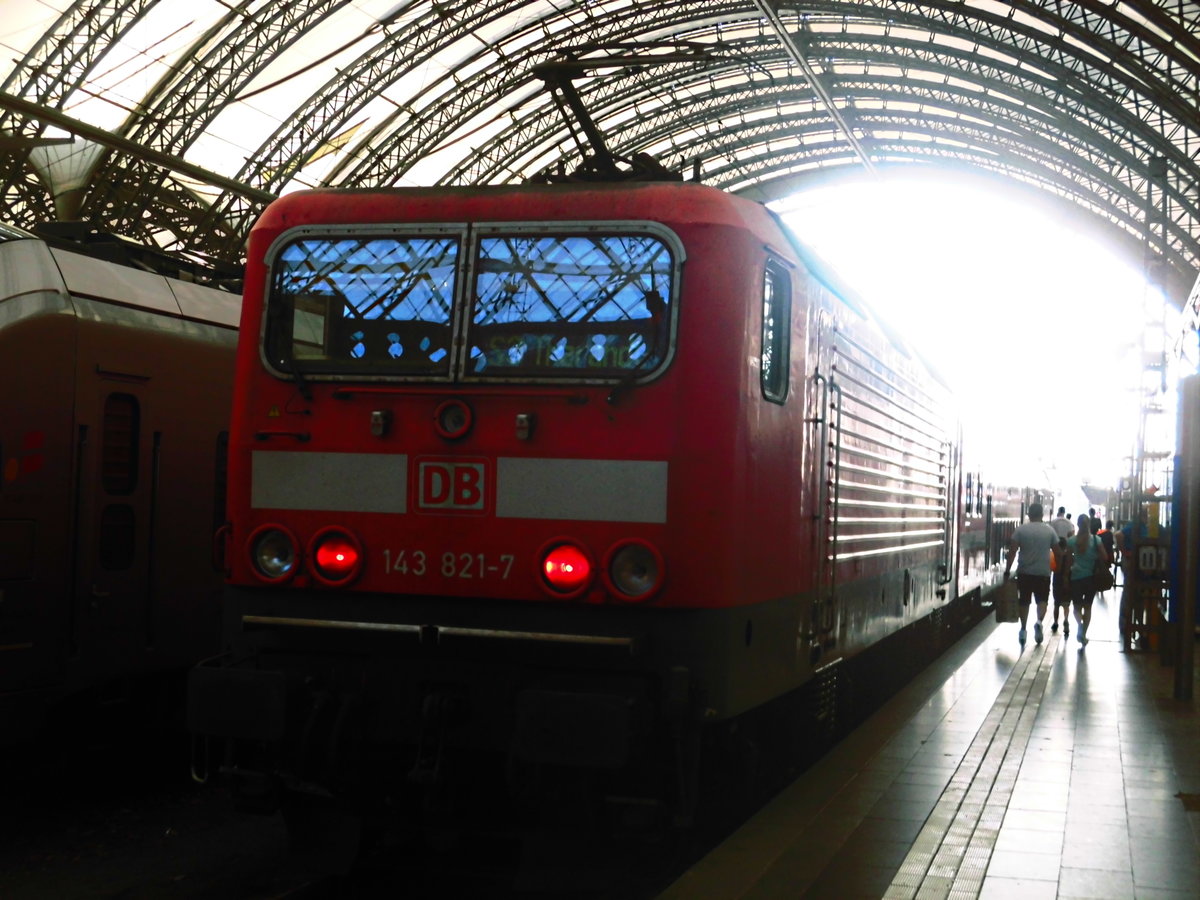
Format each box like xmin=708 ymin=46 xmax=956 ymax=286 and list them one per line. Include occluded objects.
xmin=1064 ymin=513 xmax=1110 ymax=646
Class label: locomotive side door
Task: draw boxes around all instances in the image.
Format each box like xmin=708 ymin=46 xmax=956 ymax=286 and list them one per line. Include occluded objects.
xmin=940 ymin=433 xmax=962 ymax=600
xmin=807 ymin=298 xmax=839 ymax=655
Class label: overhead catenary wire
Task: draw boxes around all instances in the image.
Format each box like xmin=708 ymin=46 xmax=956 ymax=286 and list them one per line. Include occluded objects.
xmin=750 ymin=0 xmax=877 ymax=177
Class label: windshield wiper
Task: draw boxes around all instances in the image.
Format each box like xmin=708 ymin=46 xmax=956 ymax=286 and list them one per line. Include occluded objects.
xmin=289 ymin=364 xmax=313 ymax=402
xmin=606 ymin=351 xmax=661 ymax=405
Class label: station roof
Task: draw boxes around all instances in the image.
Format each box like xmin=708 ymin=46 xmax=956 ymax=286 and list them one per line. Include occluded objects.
xmin=1 ymin=1 xmax=1198 ymax=302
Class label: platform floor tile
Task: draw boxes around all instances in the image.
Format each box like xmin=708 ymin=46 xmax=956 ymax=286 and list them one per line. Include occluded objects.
xmin=658 ymin=591 xmax=1200 ymax=899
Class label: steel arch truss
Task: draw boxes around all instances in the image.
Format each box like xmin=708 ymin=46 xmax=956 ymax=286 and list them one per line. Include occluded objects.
xmin=0 ymin=0 xmax=1197 ymax=294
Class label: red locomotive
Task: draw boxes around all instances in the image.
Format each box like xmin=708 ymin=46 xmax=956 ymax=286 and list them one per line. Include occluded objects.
xmin=189 ymin=182 xmax=1034 ymax=841
xmin=0 ymin=223 xmax=239 ymax=739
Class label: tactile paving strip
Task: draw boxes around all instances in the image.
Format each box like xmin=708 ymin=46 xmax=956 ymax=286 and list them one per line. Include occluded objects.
xmin=883 ymin=635 xmax=1058 ymax=899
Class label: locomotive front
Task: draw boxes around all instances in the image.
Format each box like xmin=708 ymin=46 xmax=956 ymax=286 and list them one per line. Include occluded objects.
xmin=189 ymin=183 xmax=800 ymax=830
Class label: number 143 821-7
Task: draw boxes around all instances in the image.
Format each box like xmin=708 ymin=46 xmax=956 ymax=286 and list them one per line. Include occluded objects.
xmin=382 ymin=548 xmax=515 ymax=580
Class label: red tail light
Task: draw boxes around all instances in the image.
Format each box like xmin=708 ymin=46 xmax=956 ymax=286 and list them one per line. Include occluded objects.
xmin=539 ymin=542 xmax=592 ymax=596
xmin=308 ymin=528 xmax=364 ymax=585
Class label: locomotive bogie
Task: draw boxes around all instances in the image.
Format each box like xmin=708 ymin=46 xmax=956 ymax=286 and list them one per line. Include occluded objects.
xmin=193 ymin=582 xmax=815 ymax=829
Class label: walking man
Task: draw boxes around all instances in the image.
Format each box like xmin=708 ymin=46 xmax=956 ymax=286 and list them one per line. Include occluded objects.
xmin=1051 ymin=506 xmax=1075 ymax=542
xmin=1005 ymin=502 xmax=1059 ymax=646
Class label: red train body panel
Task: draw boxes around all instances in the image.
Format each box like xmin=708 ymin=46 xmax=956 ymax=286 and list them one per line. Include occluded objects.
xmin=227 ymin=187 xmax=795 ymax=612
xmin=191 ymin=183 xmax=1033 ymax=832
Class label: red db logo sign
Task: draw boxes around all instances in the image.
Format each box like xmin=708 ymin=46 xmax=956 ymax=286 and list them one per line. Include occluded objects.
xmin=416 ymin=459 xmax=487 ymax=512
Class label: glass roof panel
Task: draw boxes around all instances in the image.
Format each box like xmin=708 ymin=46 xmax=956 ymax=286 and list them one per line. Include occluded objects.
xmin=0 ymin=0 xmax=1195 ymax=298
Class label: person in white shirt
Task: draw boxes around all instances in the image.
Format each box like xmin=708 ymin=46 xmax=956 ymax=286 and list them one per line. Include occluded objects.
xmin=1050 ymin=506 xmax=1075 ymax=542
xmin=1004 ymin=502 xmax=1060 ymax=646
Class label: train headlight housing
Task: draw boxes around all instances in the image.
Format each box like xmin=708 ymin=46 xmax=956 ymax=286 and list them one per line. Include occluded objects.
xmin=433 ymin=399 xmax=473 ymax=440
xmin=308 ymin=527 xmax=363 ymax=586
xmin=604 ymin=540 xmax=665 ymax=601
xmin=249 ymin=525 xmax=299 ymax=582
xmin=538 ymin=540 xmax=593 ymax=597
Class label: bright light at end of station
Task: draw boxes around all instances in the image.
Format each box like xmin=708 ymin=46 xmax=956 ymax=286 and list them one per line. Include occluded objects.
xmin=773 ymin=170 xmax=1158 ymax=488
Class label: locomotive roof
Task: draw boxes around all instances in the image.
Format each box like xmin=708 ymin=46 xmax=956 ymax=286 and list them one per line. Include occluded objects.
xmin=253 ymin=181 xmax=778 ymax=236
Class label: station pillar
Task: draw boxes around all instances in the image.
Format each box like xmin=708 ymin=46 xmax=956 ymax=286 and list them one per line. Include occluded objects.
xmin=1174 ymin=374 xmax=1198 ymax=700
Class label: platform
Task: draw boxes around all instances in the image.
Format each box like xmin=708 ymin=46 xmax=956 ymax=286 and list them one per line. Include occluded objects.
xmin=658 ymin=590 xmax=1200 ymax=899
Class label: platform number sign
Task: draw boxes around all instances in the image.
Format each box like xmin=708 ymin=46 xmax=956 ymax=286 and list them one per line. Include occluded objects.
xmin=1137 ymin=543 xmax=1169 ymax=576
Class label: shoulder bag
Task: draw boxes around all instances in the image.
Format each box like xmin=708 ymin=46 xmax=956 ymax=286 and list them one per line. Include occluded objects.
xmin=1092 ymin=536 xmax=1114 ymax=591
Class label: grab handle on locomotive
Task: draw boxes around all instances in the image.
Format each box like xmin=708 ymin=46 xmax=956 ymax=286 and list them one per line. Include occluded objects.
xmin=827 ymin=378 xmax=845 ymax=599
xmin=212 ymin=523 xmax=231 ymax=575
xmin=937 ymin=439 xmax=957 ymax=586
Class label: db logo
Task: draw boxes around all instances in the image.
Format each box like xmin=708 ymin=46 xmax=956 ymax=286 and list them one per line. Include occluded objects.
xmin=416 ymin=459 xmax=487 ymax=513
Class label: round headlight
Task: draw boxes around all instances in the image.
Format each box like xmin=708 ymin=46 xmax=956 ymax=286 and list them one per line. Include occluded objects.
xmin=605 ymin=540 xmax=664 ymax=601
xmin=434 ymin=399 xmax=472 ymax=440
xmin=250 ymin=526 xmax=298 ymax=582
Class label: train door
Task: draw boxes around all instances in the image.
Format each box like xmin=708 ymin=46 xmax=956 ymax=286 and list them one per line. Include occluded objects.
xmin=72 ymin=372 xmax=155 ymax=678
xmin=807 ymin=297 xmax=838 ymax=657
xmin=984 ymin=485 xmax=995 ymax=568
xmin=941 ymin=436 xmax=962 ymax=600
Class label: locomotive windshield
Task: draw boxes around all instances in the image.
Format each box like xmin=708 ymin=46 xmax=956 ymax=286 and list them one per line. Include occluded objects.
xmin=265 ymin=233 xmax=460 ymax=377
xmin=263 ymin=226 xmax=677 ymax=383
